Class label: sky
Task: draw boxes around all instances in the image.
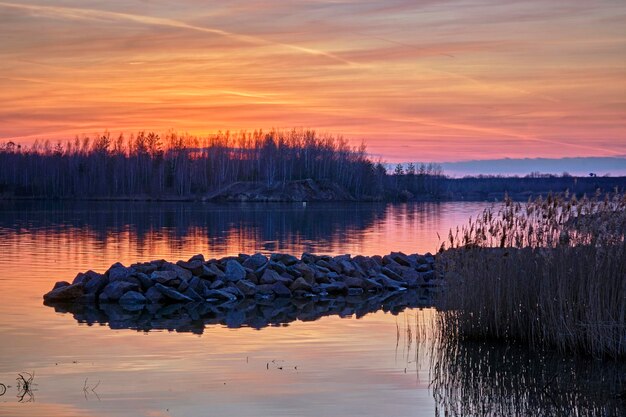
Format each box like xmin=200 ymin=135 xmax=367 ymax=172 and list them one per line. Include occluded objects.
xmin=0 ymin=0 xmax=625 ymax=162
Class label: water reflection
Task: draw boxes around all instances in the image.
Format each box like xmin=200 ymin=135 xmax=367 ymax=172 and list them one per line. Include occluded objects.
xmin=44 ymin=289 xmax=438 ymax=333
xmin=0 ymin=200 xmax=481 ymax=259
xmin=430 ymin=337 xmax=626 ymax=417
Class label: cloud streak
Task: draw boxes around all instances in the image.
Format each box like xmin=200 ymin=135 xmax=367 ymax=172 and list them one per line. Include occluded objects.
xmin=0 ymin=1 xmax=354 ymax=65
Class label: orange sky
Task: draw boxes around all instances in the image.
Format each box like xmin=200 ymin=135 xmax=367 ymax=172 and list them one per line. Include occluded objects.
xmin=0 ymin=1 xmax=625 ymax=162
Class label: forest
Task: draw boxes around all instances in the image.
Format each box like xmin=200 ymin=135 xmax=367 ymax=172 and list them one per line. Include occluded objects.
xmin=0 ymin=130 xmax=443 ymax=200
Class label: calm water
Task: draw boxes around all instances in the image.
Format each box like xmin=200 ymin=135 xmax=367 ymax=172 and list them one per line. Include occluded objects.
xmin=0 ymin=201 xmax=623 ymax=417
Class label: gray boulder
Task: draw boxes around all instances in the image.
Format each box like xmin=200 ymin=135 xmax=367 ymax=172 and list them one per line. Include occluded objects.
xmin=236 ymin=280 xmax=257 ymax=297
xmin=182 ymin=286 xmax=204 ymax=301
xmin=108 ymin=266 xmax=131 ymax=282
xmin=205 ymin=289 xmax=238 ymax=302
xmin=176 ymin=260 xmax=204 ymax=276
xmin=119 ymin=291 xmax=147 ymax=305
xmin=290 ymin=277 xmax=312 ymax=293
xmin=84 ymin=275 xmax=109 ymax=296
xmin=154 ymin=283 xmax=193 ymax=302
xmin=260 ymin=269 xmax=281 ymax=285
xmin=242 ymin=253 xmax=268 ymax=270
xmin=201 ymin=263 xmax=225 ymax=279
xmin=145 ymin=286 xmax=165 ymax=303
xmin=344 ymin=277 xmax=365 ymax=288
xmin=224 ymin=260 xmax=246 ymax=282
xmin=271 ymin=253 xmax=298 ymax=266
xmin=389 ymin=252 xmax=412 ymax=267
xmin=271 ymin=282 xmax=292 ymax=297
xmin=163 ymin=263 xmax=193 ymax=281
xmin=44 ymin=282 xmax=84 ymax=302
xmin=152 ymin=270 xmax=180 ymax=285
xmin=99 ymin=281 xmax=139 ymax=302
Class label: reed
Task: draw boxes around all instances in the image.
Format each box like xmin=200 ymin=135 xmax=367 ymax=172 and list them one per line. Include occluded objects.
xmin=436 ymin=192 xmax=626 ymax=358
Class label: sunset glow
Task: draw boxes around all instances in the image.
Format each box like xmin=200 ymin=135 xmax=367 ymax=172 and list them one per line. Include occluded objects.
xmin=1 ymin=1 xmax=625 ymax=161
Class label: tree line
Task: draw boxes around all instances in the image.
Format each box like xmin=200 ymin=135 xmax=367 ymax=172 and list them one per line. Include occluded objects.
xmin=0 ymin=130 xmax=402 ymax=199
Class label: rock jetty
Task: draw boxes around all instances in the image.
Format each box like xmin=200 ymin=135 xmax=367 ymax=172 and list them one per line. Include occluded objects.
xmin=44 ymin=252 xmax=441 ymax=309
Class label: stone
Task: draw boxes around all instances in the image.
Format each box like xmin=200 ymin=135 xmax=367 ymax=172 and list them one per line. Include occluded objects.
xmin=188 ymin=254 xmax=205 ymax=262
xmin=236 ymin=280 xmax=257 ymax=297
xmin=314 ymin=272 xmax=331 ymax=284
xmin=381 ymin=267 xmax=403 ymax=281
xmin=53 ymin=281 xmax=70 ymax=290
xmin=182 ymin=286 xmax=204 ymax=302
xmin=271 ymin=253 xmax=298 ymax=266
xmin=178 ymin=279 xmax=189 ymax=293
xmin=271 ymin=282 xmax=292 ymax=297
xmin=382 ymin=255 xmax=398 ymax=266
xmin=152 ymin=270 xmax=179 ymax=285
xmin=201 ymin=263 xmax=225 ymax=279
xmin=301 ymin=252 xmax=317 ymax=264
xmin=44 ymin=282 xmax=84 ymax=302
xmin=417 ymin=264 xmax=431 ymax=272
xmin=344 ymin=277 xmax=365 ymax=288
xmin=119 ymin=291 xmax=147 ymax=305
xmin=352 ymin=255 xmax=375 ymax=270
xmin=163 ymin=263 xmax=193 ymax=281
xmin=389 ymin=251 xmax=412 ymax=267
xmin=290 ymin=277 xmax=312 ymax=293
xmin=176 ymin=260 xmax=204 ymax=276
xmin=145 ymin=286 xmax=164 ymax=303
xmin=222 ymin=285 xmax=244 ymax=299
xmin=84 ymin=275 xmax=109 ymax=295
xmin=108 ymin=266 xmax=130 ymax=282
xmin=224 ymin=260 xmax=246 ymax=282
xmin=255 ymin=284 xmax=275 ymax=295
xmin=188 ymin=276 xmax=207 ymax=295
xmin=293 ymin=263 xmax=315 ymax=283
xmin=72 ymin=270 xmax=101 ymax=285
xmin=339 ymin=260 xmax=356 ymax=275
xmin=154 ymin=283 xmax=193 ymax=302
xmin=134 ymin=272 xmax=154 ymax=291
xmin=327 ymin=271 xmax=340 ymax=280
xmin=205 ymin=289 xmax=238 ymax=302
xmin=374 ymin=274 xmax=406 ymax=290
xmin=260 ymin=269 xmax=281 ymax=285
xmin=242 ymin=253 xmax=268 ymax=270
xmin=284 ymin=267 xmax=302 ymax=278
xmin=317 ymin=259 xmax=341 ymax=273
xmin=210 ymin=279 xmax=225 ymax=290
xmin=362 ymin=278 xmax=383 ymax=292
xmin=246 ymin=271 xmax=259 ymax=284
xmin=268 ymin=261 xmax=286 ymax=274
xmin=99 ymin=281 xmax=138 ymax=302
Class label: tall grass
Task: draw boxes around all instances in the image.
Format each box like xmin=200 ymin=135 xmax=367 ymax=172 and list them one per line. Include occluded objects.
xmin=437 ymin=193 xmax=626 ymax=358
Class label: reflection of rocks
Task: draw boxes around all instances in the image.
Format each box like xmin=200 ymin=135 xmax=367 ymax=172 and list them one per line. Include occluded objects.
xmin=45 ymin=288 xmax=437 ymax=333
xmin=43 ymin=251 xmax=441 ymax=333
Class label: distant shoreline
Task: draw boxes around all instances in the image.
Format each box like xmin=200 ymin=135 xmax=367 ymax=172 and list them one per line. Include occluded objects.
xmin=2 ymin=175 xmax=625 ymax=203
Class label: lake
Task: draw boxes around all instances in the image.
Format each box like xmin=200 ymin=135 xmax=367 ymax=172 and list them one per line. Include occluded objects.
xmin=0 ymin=201 xmax=623 ymax=417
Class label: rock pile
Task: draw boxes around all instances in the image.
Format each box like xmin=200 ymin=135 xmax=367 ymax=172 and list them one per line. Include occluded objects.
xmin=44 ymin=252 xmax=440 ymax=308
